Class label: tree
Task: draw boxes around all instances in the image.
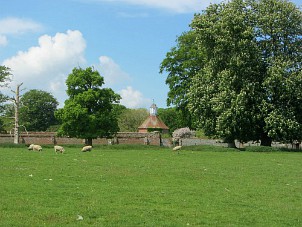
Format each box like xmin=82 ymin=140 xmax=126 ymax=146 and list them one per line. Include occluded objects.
xmin=19 ymin=89 xmax=59 ymax=131
xmin=0 ymin=66 xmax=12 ymax=132
xmin=157 ymin=107 xmax=189 ymax=134
xmin=253 ymin=0 xmax=302 ymax=144
xmin=188 ymin=0 xmax=265 ymax=145
xmin=55 ymin=67 xmax=121 ymax=145
xmin=0 ymin=66 xmax=12 ymax=113
xmin=162 ymin=0 xmax=302 ymax=146
xmin=160 ymin=31 xmax=203 ymax=129
xmin=118 ymin=108 xmax=148 ymax=132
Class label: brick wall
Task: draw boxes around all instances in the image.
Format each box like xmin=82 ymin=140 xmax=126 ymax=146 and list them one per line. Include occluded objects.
xmin=0 ymin=131 xmax=161 ymax=146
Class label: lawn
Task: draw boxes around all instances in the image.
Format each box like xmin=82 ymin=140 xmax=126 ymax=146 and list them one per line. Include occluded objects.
xmin=0 ymin=145 xmax=301 ymax=226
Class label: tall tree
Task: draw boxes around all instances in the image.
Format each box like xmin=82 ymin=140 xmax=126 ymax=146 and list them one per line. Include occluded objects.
xmin=0 ymin=66 xmax=12 ymax=132
xmin=162 ymin=0 xmax=302 ymax=146
xmin=254 ymin=0 xmax=302 ymax=143
xmin=160 ymin=31 xmax=203 ymax=129
xmin=189 ymin=0 xmax=264 ymax=145
xmin=55 ymin=67 xmax=121 ymax=145
xmin=0 ymin=66 xmax=12 ymax=113
xmin=19 ymin=89 xmax=59 ymax=131
xmin=157 ymin=107 xmax=190 ymax=134
xmin=118 ymin=108 xmax=148 ymax=132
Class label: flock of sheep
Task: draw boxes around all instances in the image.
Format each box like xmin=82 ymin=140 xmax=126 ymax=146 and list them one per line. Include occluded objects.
xmin=27 ymin=144 xmax=93 ymax=153
xmin=27 ymin=144 xmax=182 ymax=153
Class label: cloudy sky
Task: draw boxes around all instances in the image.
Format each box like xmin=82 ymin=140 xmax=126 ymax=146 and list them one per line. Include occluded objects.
xmin=1 ymin=0 xmax=301 ymax=108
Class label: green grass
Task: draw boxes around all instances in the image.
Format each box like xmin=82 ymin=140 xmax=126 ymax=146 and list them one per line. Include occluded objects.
xmin=0 ymin=146 xmax=302 ymax=226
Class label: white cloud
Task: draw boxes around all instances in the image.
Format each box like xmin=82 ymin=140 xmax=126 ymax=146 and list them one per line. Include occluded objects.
xmin=0 ymin=35 xmax=7 ymax=46
xmin=117 ymin=12 xmax=149 ymax=18
xmin=0 ymin=17 xmax=43 ymax=48
xmin=119 ymin=86 xmax=152 ymax=108
xmin=2 ymin=30 xmax=86 ymax=106
xmin=98 ymin=56 xmax=130 ymax=85
xmin=0 ymin=17 xmax=43 ymax=35
xmin=88 ymin=0 xmax=216 ymax=13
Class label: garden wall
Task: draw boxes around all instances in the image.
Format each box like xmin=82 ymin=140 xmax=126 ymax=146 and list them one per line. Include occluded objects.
xmin=0 ymin=132 xmax=161 ymax=146
xmin=0 ymin=132 xmax=300 ymax=149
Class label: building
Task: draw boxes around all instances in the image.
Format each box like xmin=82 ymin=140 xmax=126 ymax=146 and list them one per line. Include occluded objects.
xmin=138 ymin=103 xmax=169 ymax=134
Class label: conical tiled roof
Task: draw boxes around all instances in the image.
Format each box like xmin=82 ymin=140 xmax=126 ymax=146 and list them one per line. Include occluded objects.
xmin=138 ymin=102 xmax=169 ymax=133
xmin=138 ymin=115 xmax=169 ymax=131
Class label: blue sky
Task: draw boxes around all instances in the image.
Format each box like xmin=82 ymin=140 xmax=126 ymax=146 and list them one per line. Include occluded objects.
xmin=1 ymin=0 xmax=301 ymax=109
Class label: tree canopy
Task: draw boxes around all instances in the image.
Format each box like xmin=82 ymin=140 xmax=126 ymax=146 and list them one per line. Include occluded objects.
xmin=19 ymin=89 xmax=59 ymax=131
xmin=0 ymin=66 xmax=12 ymax=132
xmin=157 ymin=107 xmax=191 ymax=134
xmin=55 ymin=67 xmax=121 ymax=145
xmin=0 ymin=66 xmax=12 ymax=113
xmin=161 ymin=0 xmax=302 ymax=146
xmin=118 ymin=108 xmax=148 ymax=132
xmin=160 ymin=30 xmax=202 ymax=129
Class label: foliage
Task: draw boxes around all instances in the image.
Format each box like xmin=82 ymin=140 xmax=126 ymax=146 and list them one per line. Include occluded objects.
xmin=159 ymin=31 xmax=202 ymax=129
xmin=55 ymin=67 xmax=120 ymax=145
xmin=162 ymin=0 xmax=302 ymax=145
xmin=0 ymin=147 xmax=302 ymax=226
xmin=157 ymin=107 xmax=191 ymax=134
xmin=172 ymin=127 xmax=194 ymax=138
xmin=117 ymin=108 xmax=148 ymax=132
xmin=0 ymin=66 xmax=12 ymax=113
xmin=0 ymin=66 xmax=12 ymax=132
xmin=0 ymin=118 xmax=5 ymax=133
xmin=147 ymin=128 xmax=162 ymax=133
xmin=195 ymin=130 xmax=208 ymax=139
xmin=1 ymin=103 xmax=14 ymax=117
xmin=19 ymin=89 xmax=59 ymax=131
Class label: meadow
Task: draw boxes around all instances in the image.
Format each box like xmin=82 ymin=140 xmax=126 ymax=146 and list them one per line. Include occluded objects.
xmin=0 ymin=145 xmax=301 ymax=226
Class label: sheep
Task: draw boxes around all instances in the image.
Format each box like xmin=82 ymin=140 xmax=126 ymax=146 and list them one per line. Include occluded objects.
xmin=81 ymin=145 xmax=92 ymax=152
xmin=54 ymin=145 xmax=65 ymax=154
xmin=172 ymin=145 xmax=182 ymax=151
xmin=172 ymin=145 xmax=182 ymax=154
xmin=28 ymin=144 xmax=42 ymax=152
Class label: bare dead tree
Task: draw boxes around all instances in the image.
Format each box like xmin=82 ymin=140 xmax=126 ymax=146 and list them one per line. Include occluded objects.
xmin=11 ymin=83 xmax=23 ymax=144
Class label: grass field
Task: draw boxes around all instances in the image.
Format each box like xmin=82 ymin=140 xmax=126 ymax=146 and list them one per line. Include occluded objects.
xmin=0 ymin=145 xmax=302 ymax=226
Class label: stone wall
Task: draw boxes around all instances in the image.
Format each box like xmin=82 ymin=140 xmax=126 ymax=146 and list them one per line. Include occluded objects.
xmin=1 ymin=132 xmax=299 ymax=149
xmin=0 ymin=131 xmax=161 ymax=146
xmin=180 ymin=138 xmax=229 ymax=147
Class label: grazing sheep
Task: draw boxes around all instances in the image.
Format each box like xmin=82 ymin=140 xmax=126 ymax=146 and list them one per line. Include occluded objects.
xmin=28 ymin=144 xmax=42 ymax=151
xmin=54 ymin=145 xmax=65 ymax=154
xmin=172 ymin=145 xmax=182 ymax=151
xmin=81 ymin=145 xmax=92 ymax=152
xmin=172 ymin=145 xmax=182 ymax=153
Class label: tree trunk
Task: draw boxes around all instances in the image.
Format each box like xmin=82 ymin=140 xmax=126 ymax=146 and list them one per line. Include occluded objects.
xmin=227 ymin=141 xmax=236 ymax=148
xmin=13 ymin=83 xmax=23 ymax=144
xmin=260 ymin=132 xmax=272 ymax=146
xmin=85 ymin=138 xmax=93 ymax=146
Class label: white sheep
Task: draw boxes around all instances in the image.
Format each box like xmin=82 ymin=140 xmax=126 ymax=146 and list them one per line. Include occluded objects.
xmin=172 ymin=145 xmax=182 ymax=151
xmin=172 ymin=145 xmax=182 ymax=153
xmin=81 ymin=145 xmax=92 ymax=152
xmin=54 ymin=145 xmax=65 ymax=154
xmin=28 ymin=144 xmax=42 ymax=151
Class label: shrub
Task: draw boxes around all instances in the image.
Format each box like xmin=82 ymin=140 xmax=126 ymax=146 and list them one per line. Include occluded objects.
xmin=172 ymin=127 xmax=194 ymax=139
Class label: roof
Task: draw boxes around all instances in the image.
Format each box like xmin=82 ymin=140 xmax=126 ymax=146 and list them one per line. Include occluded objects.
xmin=138 ymin=115 xmax=169 ymax=130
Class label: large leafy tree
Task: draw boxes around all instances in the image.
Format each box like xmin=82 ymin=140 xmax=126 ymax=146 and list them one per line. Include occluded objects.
xmin=162 ymin=0 xmax=302 ymax=146
xmin=253 ymin=0 xmax=302 ymax=143
xmin=55 ymin=67 xmax=121 ymax=145
xmin=189 ymin=0 xmax=265 ymax=145
xmin=19 ymin=89 xmax=59 ymax=131
xmin=160 ymin=31 xmax=203 ymax=129
xmin=0 ymin=66 xmax=11 ymax=113
xmin=0 ymin=66 xmax=12 ymax=132
xmin=157 ymin=107 xmax=190 ymax=134
xmin=118 ymin=108 xmax=148 ymax=132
